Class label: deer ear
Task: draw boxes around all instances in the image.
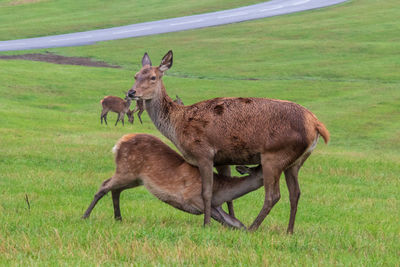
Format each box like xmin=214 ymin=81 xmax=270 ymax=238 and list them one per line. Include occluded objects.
xmin=142 ymin=52 xmax=152 ymax=67
xmin=159 ymin=50 xmax=173 ymax=72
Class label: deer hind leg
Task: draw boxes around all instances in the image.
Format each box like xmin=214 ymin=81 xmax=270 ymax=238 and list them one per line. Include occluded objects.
xmin=284 ymin=166 xmax=300 ymax=234
xmin=120 ymin=113 xmax=125 ymax=126
xmin=284 ymin=152 xmax=311 ymax=234
xmin=101 ymin=110 xmax=108 ymax=125
xmin=215 ymin=165 xmax=235 ymax=218
xmin=249 ymin=154 xmax=283 ymax=231
xmin=198 ymin=159 xmax=214 ymax=226
xmin=82 ymin=178 xmax=112 ymax=219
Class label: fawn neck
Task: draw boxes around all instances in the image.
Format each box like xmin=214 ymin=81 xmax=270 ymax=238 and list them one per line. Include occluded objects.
xmin=124 ymin=98 xmax=132 ymax=110
xmin=212 ymin=170 xmax=263 ymax=206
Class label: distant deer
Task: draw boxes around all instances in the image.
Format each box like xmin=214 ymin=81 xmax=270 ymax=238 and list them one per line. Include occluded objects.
xmin=133 ymin=95 xmax=183 ymax=124
xmin=127 ymin=51 xmax=330 ymax=233
xmin=100 ymin=95 xmax=133 ymax=126
xmin=82 ymin=133 xmax=263 ymax=229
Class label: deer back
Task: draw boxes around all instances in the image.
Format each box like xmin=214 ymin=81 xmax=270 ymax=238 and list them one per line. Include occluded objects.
xmin=170 ymin=97 xmax=325 ymax=167
xmin=101 ymin=96 xmax=126 ymax=113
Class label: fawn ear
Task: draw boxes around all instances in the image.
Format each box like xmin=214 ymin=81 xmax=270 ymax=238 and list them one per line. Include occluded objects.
xmin=142 ymin=52 xmax=152 ymax=67
xmin=159 ymin=50 xmax=173 ymax=72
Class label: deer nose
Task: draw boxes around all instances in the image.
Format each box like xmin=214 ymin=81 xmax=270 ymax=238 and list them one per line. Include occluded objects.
xmin=127 ymin=90 xmax=136 ymax=98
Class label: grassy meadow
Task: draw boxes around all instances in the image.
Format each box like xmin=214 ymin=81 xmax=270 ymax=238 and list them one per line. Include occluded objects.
xmin=0 ymin=0 xmax=261 ymax=40
xmin=0 ymin=0 xmax=399 ymax=265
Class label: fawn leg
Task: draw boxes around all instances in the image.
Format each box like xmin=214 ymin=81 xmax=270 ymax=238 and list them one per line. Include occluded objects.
xmin=82 ymin=178 xmax=112 ymax=219
xmin=101 ymin=110 xmax=108 ymax=125
xmin=103 ymin=113 xmax=108 ymax=125
xmin=198 ymin=159 xmax=214 ymax=226
xmin=120 ymin=113 xmax=125 ymax=126
xmin=137 ymin=110 xmax=143 ymax=124
xmin=216 ymin=165 xmax=235 ymax=217
xmin=115 ymin=113 xmax=120 ymax=126
xmin=112 ymin=189 xmax=123 ymax=221
xmin=111 ymin=180 xmax=142 ymax=221
xmin=211 ymin=206 xmax=246 ymax=229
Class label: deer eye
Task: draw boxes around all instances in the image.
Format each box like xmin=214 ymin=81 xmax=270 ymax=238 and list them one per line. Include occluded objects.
xmin=150 ymin=76 xmax=156 ymax=81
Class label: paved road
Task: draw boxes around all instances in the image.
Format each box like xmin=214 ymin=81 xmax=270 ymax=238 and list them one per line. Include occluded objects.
xmin=0 ymin=0 xmax=348 ymax=52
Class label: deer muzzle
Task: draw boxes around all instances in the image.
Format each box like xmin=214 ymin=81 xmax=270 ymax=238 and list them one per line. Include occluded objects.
xmin=127 ymin=89 xmax=139 ymax=100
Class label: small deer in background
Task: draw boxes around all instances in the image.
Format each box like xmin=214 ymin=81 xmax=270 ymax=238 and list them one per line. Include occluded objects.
xmin=82 ymin=133 xmax=263 ymax=229
xmin=100 ymin=95 xmax=133 ymax=126
xmin=127 ymin=51 xmax=330 ymax=233
xmin=133 ymin=95 xmax=183 ymax=124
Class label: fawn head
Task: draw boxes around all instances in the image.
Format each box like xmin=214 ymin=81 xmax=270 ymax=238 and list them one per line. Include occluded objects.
xmin=126 ymin=110 xmax=134 ymax=124
xmin=128 ymin=50 xmax=173 ymax=100
xmin=235 ymin=165 xmax=262 ymax=176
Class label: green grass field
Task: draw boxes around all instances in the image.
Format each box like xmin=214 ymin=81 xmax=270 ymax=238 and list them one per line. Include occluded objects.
xmin=0 ymin=0 xmax=261 ymax=40
xmin=0 ymin=0 xmax=399 ymax=265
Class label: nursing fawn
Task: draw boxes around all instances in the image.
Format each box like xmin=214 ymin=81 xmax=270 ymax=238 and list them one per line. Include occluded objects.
xmin=82 ymin=134 xmax=264 ymax=229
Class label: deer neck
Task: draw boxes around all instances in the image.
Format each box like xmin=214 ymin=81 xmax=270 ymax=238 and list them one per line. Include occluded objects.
xmin=144 ymin=83 xmax=181 ymax=144
xmin=212 ymin=172 xmax=263 ymax=206
xmin=124 ymin=99 xmax=132 ymax=111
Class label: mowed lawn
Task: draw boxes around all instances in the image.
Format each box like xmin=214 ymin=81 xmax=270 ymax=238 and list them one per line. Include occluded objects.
xmin=0 ymin=0 xmax=261 ymax=40
xmin=0 ymin=0 xmax=399 ymax=265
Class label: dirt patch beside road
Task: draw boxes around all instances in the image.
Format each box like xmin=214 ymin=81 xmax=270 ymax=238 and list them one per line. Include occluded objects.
xmin=0 ymin=53 xmax=121 ymax=68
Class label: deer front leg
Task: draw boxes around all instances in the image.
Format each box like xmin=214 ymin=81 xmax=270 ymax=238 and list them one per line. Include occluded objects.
xmin=101 ymin=110 xmax=108 ymax=125
xmin=115 ymin=114 xmax=120 ymax=126
xmin=215 ymin=165 xmax=235 ymax=218
xmin=137 ymin=109 xmax=143 ymax=124
xmin=120 ymin=113 xmax=125 ymax=126
xmin=198 ymin=160 xmax=214 ymax=226
xmin=111 ymin=180 xmax=142 ymax=221
xmin=103 ymin=113 xmax=108 ymax=125
xmin=112 ymin=189 xmax=122 ymax=221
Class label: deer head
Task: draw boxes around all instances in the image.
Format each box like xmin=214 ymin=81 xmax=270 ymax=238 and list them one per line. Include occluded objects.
xmin=128 ymin=51 xmax=173 ymax=100
xmin=126 ymin=110 xmax=134 ymax=124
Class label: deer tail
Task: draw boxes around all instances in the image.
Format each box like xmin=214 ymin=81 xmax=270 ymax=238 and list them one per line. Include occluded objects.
xmin=316 ymin=121 xmax=330 ymax=144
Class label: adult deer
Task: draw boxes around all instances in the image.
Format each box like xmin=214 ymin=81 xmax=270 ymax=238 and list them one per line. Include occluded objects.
xmin=127 ymin=51 xmax=330 ymax=233
xmin=82 ymin=133 xmax=263 ymax=229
